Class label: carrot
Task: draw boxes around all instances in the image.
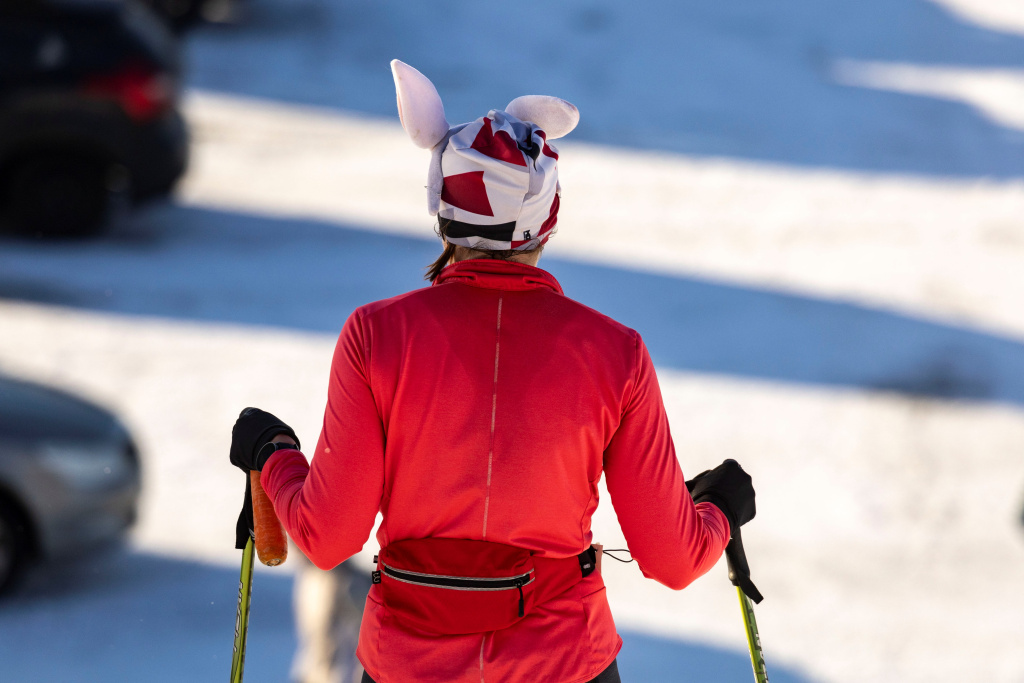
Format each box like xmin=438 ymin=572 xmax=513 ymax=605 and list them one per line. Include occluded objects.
xmin=250 ymin=470 xmax=288 ymax=566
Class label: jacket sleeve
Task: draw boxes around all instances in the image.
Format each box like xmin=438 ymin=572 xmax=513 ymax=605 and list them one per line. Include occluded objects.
xmin=260 ymin=309 xmax=385 ymax=570
xmin=603 ymin=333 xmax=730 ymax=590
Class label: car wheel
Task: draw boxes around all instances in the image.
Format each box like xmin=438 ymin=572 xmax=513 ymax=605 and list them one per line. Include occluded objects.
xmin=0 ymin=497 xmax=29 ymax=596
xmin=3 ymin=154 xmax=111 ymax=238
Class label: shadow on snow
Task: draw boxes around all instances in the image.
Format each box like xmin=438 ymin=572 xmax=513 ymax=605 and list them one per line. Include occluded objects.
xmin=1 ymin=203 xmax=1022 ymax=406
xmin=187 ymin=0 xmax=1024 ymax=178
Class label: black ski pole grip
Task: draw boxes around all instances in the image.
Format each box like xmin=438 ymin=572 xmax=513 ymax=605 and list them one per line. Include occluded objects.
xmin=725 ymin=527 xmax=764 ymax=604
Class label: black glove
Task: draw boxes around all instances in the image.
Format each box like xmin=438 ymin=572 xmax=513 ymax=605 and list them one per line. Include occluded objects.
xmin=686 ymin=459 xmax=755 ymax=536
xmin=229 ymin=407 xmax=300 ymax=473
xmin=230 ymin=407 xmax=299 ymax=550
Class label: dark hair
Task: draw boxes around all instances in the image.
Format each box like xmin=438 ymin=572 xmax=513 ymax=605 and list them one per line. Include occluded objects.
xmin=425 ymin=240 xmax=457 ymax=283
xmin=424 ymin=218 xmax=542 ymax=283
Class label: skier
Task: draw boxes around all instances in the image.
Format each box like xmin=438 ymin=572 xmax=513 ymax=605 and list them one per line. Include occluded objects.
xmin=229 ymin=60 xmax=756 ymax=683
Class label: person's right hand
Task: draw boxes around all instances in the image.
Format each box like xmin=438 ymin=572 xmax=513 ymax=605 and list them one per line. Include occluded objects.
xmin=685 ymin=459 xmax=755 ymax=536
xmin=229 ymin=407 xmax=300 ymax=473
xmin=230 ymin=407 xmax=300 ymax=550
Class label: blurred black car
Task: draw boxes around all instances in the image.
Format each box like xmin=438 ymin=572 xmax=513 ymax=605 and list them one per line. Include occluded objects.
xmin=0 ymin=375 xmax=141 ymax=595
xmin=0 ymin=0 xmax=188 ymax=238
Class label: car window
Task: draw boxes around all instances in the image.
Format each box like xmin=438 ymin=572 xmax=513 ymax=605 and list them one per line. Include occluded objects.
xmin=0 ymin=19 xmax=125 ymax=90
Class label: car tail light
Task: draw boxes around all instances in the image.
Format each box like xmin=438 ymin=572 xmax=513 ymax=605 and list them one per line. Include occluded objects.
xmin=82 ymin=62 xmax=175 ymax=122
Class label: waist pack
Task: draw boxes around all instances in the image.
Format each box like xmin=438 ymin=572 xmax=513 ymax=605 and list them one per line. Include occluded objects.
xmin=372 ymin=538 xmax=597 ymax=636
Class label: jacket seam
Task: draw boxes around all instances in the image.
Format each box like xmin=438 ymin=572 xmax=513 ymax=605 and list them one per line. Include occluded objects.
xmin=482 ymin=294 xmax=503 ymax=538
xmin=623 ymin=331 xmax=642 ymax=415
xmin=359 ymin=309 xmax=373 ymax=398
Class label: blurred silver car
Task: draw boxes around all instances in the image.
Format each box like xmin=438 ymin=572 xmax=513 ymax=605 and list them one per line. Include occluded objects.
xmin=0 ymin=375 xmax=140 ymax=594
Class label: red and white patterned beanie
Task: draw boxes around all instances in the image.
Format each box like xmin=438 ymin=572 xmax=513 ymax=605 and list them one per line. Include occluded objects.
xmin=391 ymin=60 xmax=579 ymax=251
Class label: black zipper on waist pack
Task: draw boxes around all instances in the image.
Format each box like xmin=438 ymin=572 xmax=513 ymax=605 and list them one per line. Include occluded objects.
xmin=381 ymin=563 xmax=534 ymax=596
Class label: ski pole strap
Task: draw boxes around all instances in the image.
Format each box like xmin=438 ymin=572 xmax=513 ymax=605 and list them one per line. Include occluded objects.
xmin=725 ymin=528 xmax=763 ymax=604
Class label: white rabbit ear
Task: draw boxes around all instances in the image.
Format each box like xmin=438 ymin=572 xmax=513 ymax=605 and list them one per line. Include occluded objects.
xmin=505 ymin=95 xmax=579 ymax=140
xmin=391 ymin=60 xmax=449 ymax=149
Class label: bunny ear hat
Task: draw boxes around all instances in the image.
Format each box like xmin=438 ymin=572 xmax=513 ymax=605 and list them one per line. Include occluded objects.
xmin=391 ymin=59 xmax=579 ymax=251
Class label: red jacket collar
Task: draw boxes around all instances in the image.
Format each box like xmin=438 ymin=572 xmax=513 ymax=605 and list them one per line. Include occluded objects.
xmin=434 ymin=259 xmax=563 ymax=295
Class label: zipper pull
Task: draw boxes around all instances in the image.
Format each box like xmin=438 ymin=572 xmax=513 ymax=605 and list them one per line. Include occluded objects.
xmin=516 ymin=579 xmax=525 ymax=618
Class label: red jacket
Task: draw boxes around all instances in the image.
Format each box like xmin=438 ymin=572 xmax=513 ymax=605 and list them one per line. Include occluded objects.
xmin=262 ymin=259 xmax=730 ymax=683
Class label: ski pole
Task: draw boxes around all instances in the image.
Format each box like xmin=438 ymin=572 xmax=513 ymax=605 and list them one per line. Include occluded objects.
xmin=725 ymin=527 xmax=769 ymax=683
xmin=230 ymin=471 xmax=289 ymax=682
xmin=230 ymin=533 xmax=255 ymax=683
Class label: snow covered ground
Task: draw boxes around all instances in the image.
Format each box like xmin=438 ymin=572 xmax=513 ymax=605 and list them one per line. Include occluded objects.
xmin=2 ymin=0 xmax=1024 ymax=681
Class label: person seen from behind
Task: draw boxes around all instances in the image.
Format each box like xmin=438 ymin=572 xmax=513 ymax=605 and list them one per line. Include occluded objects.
xmin=229 ymin=60 xmax=757 ymax=683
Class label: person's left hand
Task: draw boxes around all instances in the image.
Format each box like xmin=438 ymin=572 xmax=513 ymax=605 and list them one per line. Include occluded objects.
xmin=686 ymin=459 xmax=755 ymax=536
xmin=229 ymin=407 xmax=301 ymax=473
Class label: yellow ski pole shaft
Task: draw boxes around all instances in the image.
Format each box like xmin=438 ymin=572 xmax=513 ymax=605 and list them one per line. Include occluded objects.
xmin=230 ymin=534 xmax=255 ymax=683
xmin=736 ymin=585 xmax=769 ymax=683
xmin=726 ymin=527 xmax=769 ymax=683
